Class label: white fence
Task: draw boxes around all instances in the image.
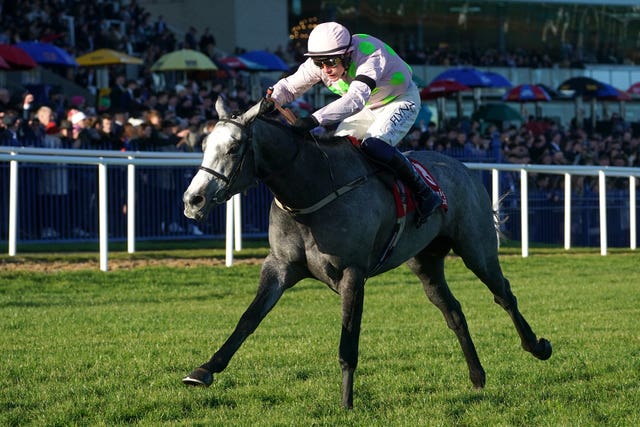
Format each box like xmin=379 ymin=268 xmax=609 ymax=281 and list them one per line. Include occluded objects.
xmin=1 ymin=146 xmax=639 ymax=271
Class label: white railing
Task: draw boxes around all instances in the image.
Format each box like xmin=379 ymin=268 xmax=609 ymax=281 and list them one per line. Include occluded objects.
xmin=464 ymin=163 xmax=639 ymax=256
xmin=1 ymin=147 xmax=639 ymax=270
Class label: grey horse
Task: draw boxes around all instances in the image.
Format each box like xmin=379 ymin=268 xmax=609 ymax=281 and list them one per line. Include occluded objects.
xmin=182 ymin=98 xmax=552 ymax=408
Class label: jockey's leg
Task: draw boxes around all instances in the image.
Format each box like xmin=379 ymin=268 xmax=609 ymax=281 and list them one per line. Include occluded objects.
xmin=361 ymin=137 xmax=442 ymax=226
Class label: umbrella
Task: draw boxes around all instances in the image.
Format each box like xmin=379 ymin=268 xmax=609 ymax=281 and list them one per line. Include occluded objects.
xmin=503 ymin=84 xmax=552 ymax=119
xmin=594 ymin=83 xmax=630 ymax=120
xmin=557 ymin=76 xmax=609 ymax=130
xmin=420 ymin=80 xmax=471 ymax=100
xmin=593 ymin=83 xmax=631 ymax=101
xmin=16 ymin=41 xmax=78 ymax=66
xmin=420 ymin=81 xmax=472 ymax=127
xmin=76 ymin=48 xmax=143 ymax=66
xmin=430 ymin=67 xmax=494 ymax=88
xmin=503 ymin=84 xmax=551 ymax=102
xmin=536 ymin=83 xmax=559 ymax=98
xmin=472 ymin=102 xmax=523 ymax=124
xmin=0 ymin=44 xmax=37 ymax=70
xmin=0 ymin=56 xmax=9 ymax=69
xmin=483 ymin=71 xmax=512 ymax=88
xmin=626 ymin=82 xmax=640 ymax=95
xmin=150 ymin=49 xmax=218 ymax=71
xmin=556 ymin=76 xmax=605 ymax=97
xmin=238 ymin=50 xmax=289 ymax=72
xmin=218 ymin=55 xmax=265 ymax=71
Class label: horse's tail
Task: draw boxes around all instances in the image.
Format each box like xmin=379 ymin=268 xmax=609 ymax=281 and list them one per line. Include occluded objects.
xmin=493 ymin=191 xmax=512 ymax=242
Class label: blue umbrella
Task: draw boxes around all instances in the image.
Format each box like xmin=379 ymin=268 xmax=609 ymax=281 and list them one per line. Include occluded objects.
xmin=430 ymin=67 xmax=493 ymax=88
xmin=431 ymin=67 xmax=512 ymax=89
xmin=239 ymin=50 xmax=290 ymax=72
xmin=593 ymin=83 xmax=630 ymax=100
xmin=483 ymin=71 xmax=512 ymax=88
xmin=16 ymin=41 xmax=78 ymax=66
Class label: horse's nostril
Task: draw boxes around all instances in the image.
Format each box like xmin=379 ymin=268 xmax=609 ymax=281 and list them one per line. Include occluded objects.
xmin=189 ymin=194 xmax=204 ymax=207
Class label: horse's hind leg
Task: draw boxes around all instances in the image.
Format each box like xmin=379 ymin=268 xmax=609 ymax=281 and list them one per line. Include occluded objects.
xmin=183 ymin=256 xmax=307 ymax=387
xmin=407 ymin=255 xmax=486 ymax=388
xmin=458 ymin=248 xmax=552 ymax=361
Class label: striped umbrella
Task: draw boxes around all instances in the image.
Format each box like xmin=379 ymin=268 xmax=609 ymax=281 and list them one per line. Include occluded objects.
xmin=503 ymin=84 xmax=551 ymax=102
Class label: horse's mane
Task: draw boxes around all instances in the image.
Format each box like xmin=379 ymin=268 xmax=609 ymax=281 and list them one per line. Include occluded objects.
xmin=255 ymin=116 xmax=356 ymax=148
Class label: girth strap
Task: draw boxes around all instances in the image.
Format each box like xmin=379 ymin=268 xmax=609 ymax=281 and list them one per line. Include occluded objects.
xmin=274 ymin=175 xmax=368 ymax=215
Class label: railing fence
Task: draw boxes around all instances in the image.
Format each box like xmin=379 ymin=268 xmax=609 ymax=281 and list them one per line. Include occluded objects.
xmin=1 ymin=147 xmax=638 ymax=271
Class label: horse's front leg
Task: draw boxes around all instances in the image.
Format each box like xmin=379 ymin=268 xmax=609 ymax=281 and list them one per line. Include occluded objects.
xmin=337 ymin=267 xmax=366 ymax=409
xmin=183 ymin=256 xmax=306 ymax=387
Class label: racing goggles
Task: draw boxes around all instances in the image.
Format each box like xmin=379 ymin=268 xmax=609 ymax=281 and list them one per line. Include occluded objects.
xmin=312 ymin=56 xmax=342 ymax=68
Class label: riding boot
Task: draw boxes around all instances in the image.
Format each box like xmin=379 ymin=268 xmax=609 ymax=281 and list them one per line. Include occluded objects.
xmin=388 ymin=151 xmax=442 ymax=226
xmin=360 ymin=137 xmax=442 ymax=226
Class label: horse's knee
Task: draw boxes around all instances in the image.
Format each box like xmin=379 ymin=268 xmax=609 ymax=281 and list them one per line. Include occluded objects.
xmin=492 ymin=278 xmax=518 ymax=310
xmin=444 ymin=305 xmax=467 ymax=332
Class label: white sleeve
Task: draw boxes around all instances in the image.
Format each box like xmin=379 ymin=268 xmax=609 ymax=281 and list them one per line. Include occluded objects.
xmin=312 ymin=80 xmax=372 ymax=125
xmin=270 ymin=60 xmax=322 ymax=105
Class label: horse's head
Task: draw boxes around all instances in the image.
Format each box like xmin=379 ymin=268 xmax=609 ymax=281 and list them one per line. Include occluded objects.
xmin=183 ymin=97 xmax=263 ymax=221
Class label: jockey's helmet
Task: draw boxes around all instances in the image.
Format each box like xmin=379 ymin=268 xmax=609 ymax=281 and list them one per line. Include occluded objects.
xmin=305 ymin=22 xmax=352 ymax=57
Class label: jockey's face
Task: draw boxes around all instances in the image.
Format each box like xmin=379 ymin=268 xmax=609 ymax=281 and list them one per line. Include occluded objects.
xmin=313 ymin=56 xmax=346 ymax=82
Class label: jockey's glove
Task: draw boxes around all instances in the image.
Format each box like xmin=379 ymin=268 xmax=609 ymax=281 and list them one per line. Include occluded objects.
xmin=292 ymin=116 xmax=319 ymax=134
xmin=259 ymin=98 xmax=276 ymax=116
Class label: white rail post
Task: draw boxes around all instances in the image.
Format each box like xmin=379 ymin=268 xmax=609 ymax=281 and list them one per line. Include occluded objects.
xmin=98 ymin=163 xmax=109 ymax=271
xmin=233 ymin=194 xmax=242 ymax=251
xmin=598 ymin=170 xmax=607 ymax=256
xmin=225 ymin=198 xmax=234 ymax=267
xmin=630 ymin=176 xmax=636 ymax=250
xmin=564 ymin=173 xmax=572 ymax=250
xmin=520 ymin=169 xmax=529 ymax=258
xmin=491 ymin=168 xmax=500 ymax=249
xmin=127 ymin=161 xmax=136 ymax=254
xmin=8 ymin=154 xmax=18 ymax=256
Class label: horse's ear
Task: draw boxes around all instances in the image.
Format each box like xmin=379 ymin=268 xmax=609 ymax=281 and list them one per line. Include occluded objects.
xmin=215 ymin=96 xmax=231 ymax=120
xmin=237 ymin=101 xmax=262 ymax=126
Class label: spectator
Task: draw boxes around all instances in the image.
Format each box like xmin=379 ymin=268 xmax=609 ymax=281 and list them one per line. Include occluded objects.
xmin=108 ymin=73 xmax=129 ymax=113
xmin=184 ymin=26 xmax=198 ymax=50
xmin=38 ymin=125 xmax=69 ymax=239
xmin=0 ymin=88 xmax=14 ymax=112
xmin=199 ymin=27 xmax=216 ymax=57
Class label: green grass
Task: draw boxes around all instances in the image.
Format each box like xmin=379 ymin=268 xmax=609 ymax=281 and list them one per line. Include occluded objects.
xmin=1 ymin=248 xmax=639 ymax=426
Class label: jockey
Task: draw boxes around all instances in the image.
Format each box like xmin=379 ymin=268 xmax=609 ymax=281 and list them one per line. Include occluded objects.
xmin=268 ymin=21 xmax=442 ymax=226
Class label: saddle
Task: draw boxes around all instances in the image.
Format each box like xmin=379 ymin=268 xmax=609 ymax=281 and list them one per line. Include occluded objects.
xmin=345 ymin=135 xmax=448 ymax=215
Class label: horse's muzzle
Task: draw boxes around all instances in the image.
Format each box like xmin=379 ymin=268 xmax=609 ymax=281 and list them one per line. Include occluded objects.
xmin=183 ymin=191 xmax=208 ymax=221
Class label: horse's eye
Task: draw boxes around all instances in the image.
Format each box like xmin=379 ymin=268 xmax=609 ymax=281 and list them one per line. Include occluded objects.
xmin=227 ymin=142 xmax=242 ymax=156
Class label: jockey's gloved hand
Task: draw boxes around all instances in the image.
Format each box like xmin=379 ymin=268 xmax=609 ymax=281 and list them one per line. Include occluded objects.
xmin=292 ymin=116 xmax=319 ymax=134
xmin=259 ymin=98 xmax=276 ymax=116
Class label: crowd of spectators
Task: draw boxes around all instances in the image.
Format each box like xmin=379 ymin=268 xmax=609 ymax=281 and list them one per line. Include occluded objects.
xmin=1 ymin=1 xmax=639 ymax=241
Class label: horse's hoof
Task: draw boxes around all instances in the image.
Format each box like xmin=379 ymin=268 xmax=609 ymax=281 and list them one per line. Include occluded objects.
xmin=182 ymin=367 xmax=213 ymax=387
xmin=470 ymin=369 xmax=486 ymax=389
xmin=533 ymin=338 xmax=552 ymax=360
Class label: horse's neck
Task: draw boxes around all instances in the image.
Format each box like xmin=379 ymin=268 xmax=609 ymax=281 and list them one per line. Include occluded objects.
xmin=253 ymin=120 xmax=369 ymax=207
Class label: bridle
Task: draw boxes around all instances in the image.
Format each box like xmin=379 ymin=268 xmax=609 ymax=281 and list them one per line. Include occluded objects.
xmin=198 ymin=118 xmax=252 ymax=201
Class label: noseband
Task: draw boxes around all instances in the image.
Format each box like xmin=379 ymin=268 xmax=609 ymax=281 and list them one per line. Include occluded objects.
xmin=198 ymin=118 xmax=251 ymax=199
